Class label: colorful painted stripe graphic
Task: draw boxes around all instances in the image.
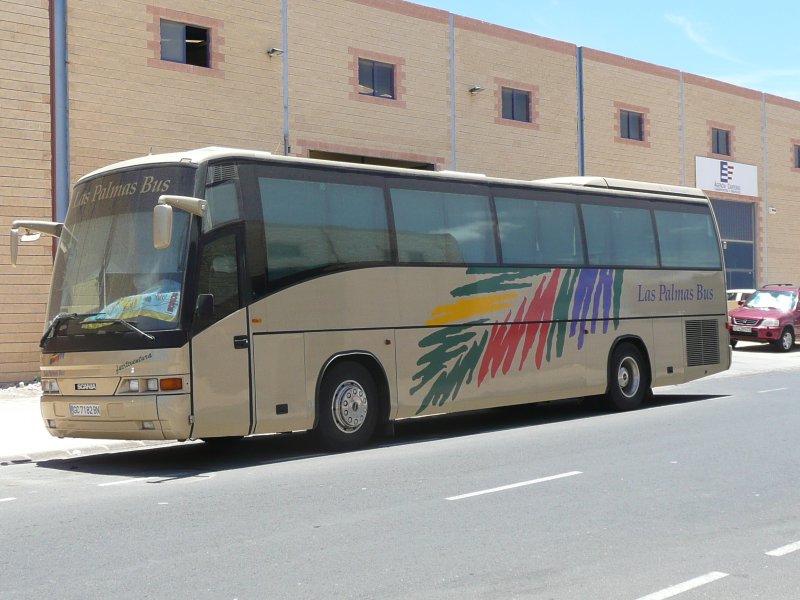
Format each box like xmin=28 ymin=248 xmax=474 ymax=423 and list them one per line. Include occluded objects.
xmin=411 ymin=268 xmax=623 ymax=414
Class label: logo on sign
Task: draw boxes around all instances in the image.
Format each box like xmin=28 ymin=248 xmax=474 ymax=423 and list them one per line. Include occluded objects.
xmin=720 ymin=161 xmax=735 ymax=183
xmin=75 ymin=383 xmax=97 ymax=391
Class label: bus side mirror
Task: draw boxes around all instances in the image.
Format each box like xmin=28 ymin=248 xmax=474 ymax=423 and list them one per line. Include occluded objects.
xmin=10 ymin=228 xmax=19 ymax=267
xmin=9 ymin=220 xmax=62 ymax=267
xmin=155 ymin=194 xmax=207 ymax=250
xmin=153 ymin=203 xmax=173 ymax=249
xmin=195 ymin=293 xmax=214 ymax=319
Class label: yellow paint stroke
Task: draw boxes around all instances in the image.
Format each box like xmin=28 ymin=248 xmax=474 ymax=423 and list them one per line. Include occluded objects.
xmin=427 ymin=292 xmax=518 ymax=326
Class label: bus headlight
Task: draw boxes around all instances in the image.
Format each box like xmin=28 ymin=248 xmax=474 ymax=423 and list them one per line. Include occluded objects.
xmin=42 ymin=379 xmax=60 ymax=394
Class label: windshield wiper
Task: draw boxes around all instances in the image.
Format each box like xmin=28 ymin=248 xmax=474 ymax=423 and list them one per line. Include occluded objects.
xmin=80 ymin=316 xmax=155 ymax=342
xmin=40 ymin=312 xmax=81 ymax=347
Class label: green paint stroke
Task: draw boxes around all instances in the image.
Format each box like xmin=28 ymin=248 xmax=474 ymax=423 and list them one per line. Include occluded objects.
xmin=411 ymin=322 xmax=489 ymax=415
xmin=612 ymin=269 xmax=624 ymax=328
xmin=451 ymin=268 xmax=548 ymax=298
xmin=546 ymin=269 xmax=580 ymax=362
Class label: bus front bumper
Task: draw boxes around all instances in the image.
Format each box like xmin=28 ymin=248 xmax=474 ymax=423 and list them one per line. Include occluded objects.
xmin=40 ymin=393 xmax=191 ymax=441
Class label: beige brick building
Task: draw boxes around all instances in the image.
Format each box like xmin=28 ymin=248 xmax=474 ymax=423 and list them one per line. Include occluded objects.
xmin=2 ymin=0 xmax=799 ymax=382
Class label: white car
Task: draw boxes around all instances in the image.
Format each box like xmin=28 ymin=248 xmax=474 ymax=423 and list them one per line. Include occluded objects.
xmin=726 ymin=288 xmax=755 ymax=312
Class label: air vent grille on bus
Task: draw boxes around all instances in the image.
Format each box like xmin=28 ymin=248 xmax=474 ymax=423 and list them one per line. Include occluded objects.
xmin=207 ymin=164 xmax=238 ymax=184
xmin=685 ymin=319 xmax=720 ymax=367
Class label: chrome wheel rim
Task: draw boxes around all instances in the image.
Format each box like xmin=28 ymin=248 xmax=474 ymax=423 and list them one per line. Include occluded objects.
xmin=783 ymin=331 xmax=793 ymax=350
xmin=331 ymin=380 xmax=368 ymax=434
xmin=617 ymin=357 xmax=640 ymax=399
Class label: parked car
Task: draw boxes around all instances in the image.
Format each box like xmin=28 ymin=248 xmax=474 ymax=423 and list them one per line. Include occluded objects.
xmin=727 ymin=284 xmax=800 ymax=351
xmin=726 ymin=288 xmax=755 ymax=312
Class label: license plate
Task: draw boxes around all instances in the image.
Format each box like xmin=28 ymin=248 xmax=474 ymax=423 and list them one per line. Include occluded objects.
xmin=732 ymin=325 xmax=752 ymax=333
xmin=70 ymin=404 xmax=101 ymax=417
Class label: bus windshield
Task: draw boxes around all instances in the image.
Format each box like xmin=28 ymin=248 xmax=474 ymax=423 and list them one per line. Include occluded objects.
xmin=47 ymin=165 xmax=196 ymax=334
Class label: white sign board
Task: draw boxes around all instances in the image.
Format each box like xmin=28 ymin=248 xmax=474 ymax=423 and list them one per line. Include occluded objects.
xmin=695 ymin=156 xmax=758 ymax=196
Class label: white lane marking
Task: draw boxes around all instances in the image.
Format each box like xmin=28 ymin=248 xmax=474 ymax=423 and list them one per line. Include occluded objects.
xmin=635 ymin=572 xmax=728 ymax=600
xmin=446 ymin=471 xmax=582 ymax=501
xmin=757 ymin=387 xmax=788 ymax=394
xmin=766 ymin=540 xmax=800 ymax=557
xmin=0 ymin=497 xmax=16 ymax=503
xmin=98 ymin=477 xmax=152 ymax=487
xmin=98 ymin=472 xmax=215 ymax=487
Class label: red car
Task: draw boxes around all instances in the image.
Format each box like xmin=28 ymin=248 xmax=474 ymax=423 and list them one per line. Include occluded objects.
xmin=727 ymin=284 xmax=800 ymax=351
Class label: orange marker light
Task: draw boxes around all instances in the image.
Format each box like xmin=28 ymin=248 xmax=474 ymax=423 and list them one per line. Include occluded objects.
xmin=159 ymin=378 xmax=183 ymax=391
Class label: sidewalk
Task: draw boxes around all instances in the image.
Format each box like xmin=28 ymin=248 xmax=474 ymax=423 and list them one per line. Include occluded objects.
xmin=0 ymin=382 xmax=170 ymax=465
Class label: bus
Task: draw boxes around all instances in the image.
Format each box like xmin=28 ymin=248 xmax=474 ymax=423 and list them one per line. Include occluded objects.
xmin=11 ymin=147 xmax=730 ymax=451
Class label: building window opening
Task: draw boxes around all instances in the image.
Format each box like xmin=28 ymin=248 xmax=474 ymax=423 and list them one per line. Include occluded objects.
xmin=358 ymin=59 xmax=395 ymax=99
xmin=501 ymin=87 xmax=531 ymax=123
xmin=712 ymin=127 xmax=731 ymax=156
xmin=794 ymin=144 xmax=800 ymax=169
xmin=161 ymin=20 xmax=210 ymax=68
xmin=620 ymin=110 xmax=644 ymax=141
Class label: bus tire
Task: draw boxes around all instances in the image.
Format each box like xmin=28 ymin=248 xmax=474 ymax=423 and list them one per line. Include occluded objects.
xmin=316 ymin=362 xmax=378 ymax=452
xmin=772 ymin=327 xmax=795 ymax=352
xmin=604 ymin=342 xmax=650 ymax=411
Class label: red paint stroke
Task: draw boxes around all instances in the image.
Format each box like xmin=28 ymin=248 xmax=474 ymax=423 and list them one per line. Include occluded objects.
xmin=477 ymin=270 xmax=561 ymax=385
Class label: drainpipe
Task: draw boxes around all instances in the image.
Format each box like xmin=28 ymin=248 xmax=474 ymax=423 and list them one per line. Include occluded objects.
xmin=281 ymin=0 xmax=289 ymax=155
xmin=51 ymin=0 xmax=70 ymax=222
xmin=761 ymin=92 xmax=768 ymax=285
xmin=576 ymin=47 xmax=585 ymax=176
xmin=449 ymin=14 xmax=456 ymax=170
xmin=679 ymin=72 xmax=686 ymax=186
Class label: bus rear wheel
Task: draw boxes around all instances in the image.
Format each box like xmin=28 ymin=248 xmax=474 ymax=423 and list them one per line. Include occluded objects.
xmin=604 ymin=342 xmax=650 ymax=411
xmin=316 ymin=362 xmax=378 ymax=452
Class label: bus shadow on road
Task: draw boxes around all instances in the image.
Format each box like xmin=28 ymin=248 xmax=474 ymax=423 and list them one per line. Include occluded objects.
xmin=34 ymin=392 xmax=726 ymax=478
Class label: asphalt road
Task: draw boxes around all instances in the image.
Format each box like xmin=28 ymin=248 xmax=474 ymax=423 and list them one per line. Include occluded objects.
xmin=2 ymin=342 xmax=799 ymax=599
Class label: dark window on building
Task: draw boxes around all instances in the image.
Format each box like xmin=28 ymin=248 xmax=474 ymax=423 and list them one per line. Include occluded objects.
xmin=620 ymin=110 xmax=644 ymax=141
xmin=794 ymin=145 xmax=800 ymax=168
xmin=712 ymin=127 xmax=730 ymax=155
xmin=160 ymin=20 xmax=210 ymax=68
xmin=501 ymin=87 xmax=531 ymax=123
xmin=358 ymin=59 xmax=395 ymax=99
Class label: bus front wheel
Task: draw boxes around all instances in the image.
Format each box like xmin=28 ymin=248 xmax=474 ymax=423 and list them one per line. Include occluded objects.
xmin=316 ymin=362 xmax=378 ymax=452
xmin=604 ymin=342 xmax=650 ymax=411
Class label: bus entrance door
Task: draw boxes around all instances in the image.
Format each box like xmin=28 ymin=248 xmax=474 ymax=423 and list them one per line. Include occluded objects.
xmin=189 ymin=227 xmax=253 ymax=439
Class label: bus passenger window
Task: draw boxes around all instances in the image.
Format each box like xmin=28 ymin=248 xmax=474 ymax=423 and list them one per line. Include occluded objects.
xmin=495 ymin=196 xmax=582 ymax=265
xmin=391 ymin=188 xmax=496 ymax=264
xmin=582 ymin=204 xmax=657 ymax=267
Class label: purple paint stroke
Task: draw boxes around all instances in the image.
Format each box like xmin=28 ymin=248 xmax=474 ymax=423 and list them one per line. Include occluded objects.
xmin=569 ymin=269 xmax=599 ymax=349
xmin=590 ymin=268 xmax=615 ymax=334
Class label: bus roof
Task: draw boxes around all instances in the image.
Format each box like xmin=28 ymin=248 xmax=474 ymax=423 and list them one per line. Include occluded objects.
xmin=79 ymin=147 xmax=708 ymax=202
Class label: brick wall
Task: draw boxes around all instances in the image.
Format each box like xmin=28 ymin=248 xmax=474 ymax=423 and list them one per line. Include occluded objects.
xmin=0 ymin=0 xmax=52 ymax=383
xmin=5 ymin=0 xmax=800 ymax=381
xmin=66 ymin=0 xmax=285 ymax=181
xmin=582 ymin=50 xmax=682 ymax=184
xmin=764 ymin=96 xmax=800 ymax=284
xmin=289 ymin=0 xmax=451 ymax=167
xmin=453 ymin=17 xmax=577 ymax=179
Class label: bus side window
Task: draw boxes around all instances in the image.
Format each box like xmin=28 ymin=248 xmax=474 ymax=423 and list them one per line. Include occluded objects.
xmin=194 ymin=232 xmax=241 ymax=333
xmin=203 ymin=179 xmax=240 ymax=233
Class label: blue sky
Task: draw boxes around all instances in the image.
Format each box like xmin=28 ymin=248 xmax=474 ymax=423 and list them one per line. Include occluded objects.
xmin=416 ymin=1 xmax=800 ymax=100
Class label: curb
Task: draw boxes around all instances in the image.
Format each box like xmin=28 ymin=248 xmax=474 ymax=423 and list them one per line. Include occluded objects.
xmin=0 ymin=440 xmax=176 ymax=466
